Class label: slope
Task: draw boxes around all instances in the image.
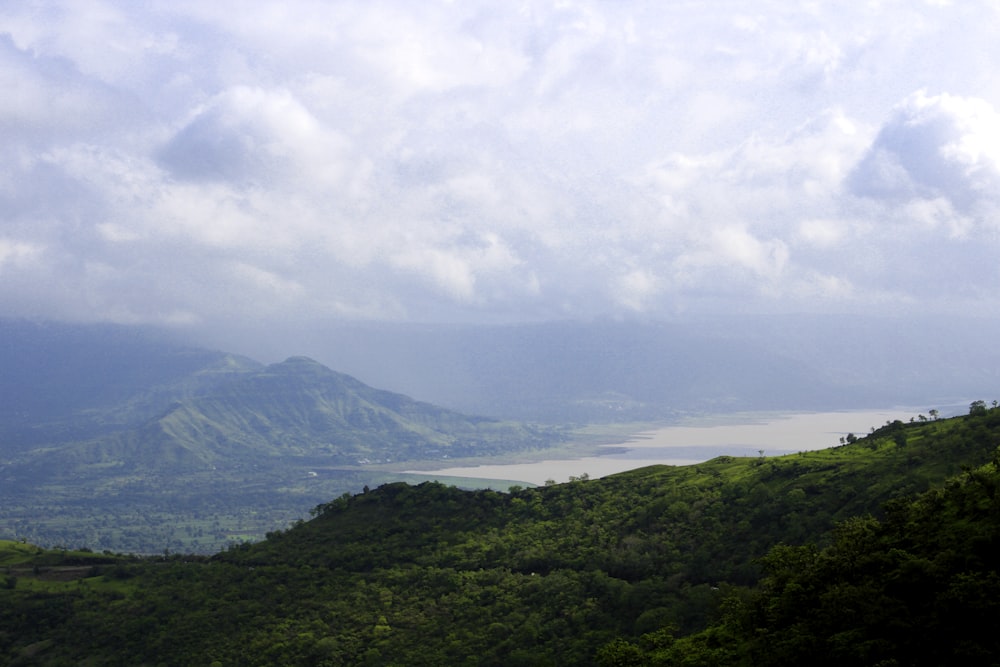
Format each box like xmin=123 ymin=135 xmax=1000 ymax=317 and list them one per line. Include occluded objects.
xmin=2 ymin=403 xmax=997 ymax=666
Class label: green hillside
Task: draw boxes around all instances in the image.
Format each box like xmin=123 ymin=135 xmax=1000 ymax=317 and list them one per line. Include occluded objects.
xmin=2 ymin=404 xmax=999 ymax=665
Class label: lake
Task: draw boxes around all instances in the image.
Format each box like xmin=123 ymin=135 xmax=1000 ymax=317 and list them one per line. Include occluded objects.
xmin=406 ymin=407 xmax=946 ymax=486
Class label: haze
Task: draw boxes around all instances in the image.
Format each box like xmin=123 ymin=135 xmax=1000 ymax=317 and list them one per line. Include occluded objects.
xmin=3 ymin=2 xmax=1000 ymax=364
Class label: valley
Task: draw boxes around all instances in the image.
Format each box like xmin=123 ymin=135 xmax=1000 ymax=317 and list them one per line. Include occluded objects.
xmin=3 ymin=4 xmax=998 ymax=663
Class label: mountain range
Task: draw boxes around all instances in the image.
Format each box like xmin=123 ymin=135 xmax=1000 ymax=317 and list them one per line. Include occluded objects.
xmin=0 ymin=319 xmax=563 ymax=552
xmin=3 ymin=314 xmax=997 ymax=553
xmin=0 ymin=320 xmax=560 ymax=470
xmin=11 ymin=355 xmax=557 ymax=476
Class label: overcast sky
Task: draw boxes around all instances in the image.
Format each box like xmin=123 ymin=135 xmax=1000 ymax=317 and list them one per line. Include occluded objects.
xmin=3 ymin=1 xmax=1000 ymax=345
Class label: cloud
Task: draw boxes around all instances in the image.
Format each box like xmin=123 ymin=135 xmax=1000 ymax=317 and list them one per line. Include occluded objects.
xmin=613 ymin=267 xmax=661 ymax=312
xmin=1 ymin=1 xmax=1000 ymax=342
xmin=0 ymin=34 xmax=132 ymax=142
xmin=797 ymin=219 xmax=846 ymax=248
xmin=849 ymin=91 xmax=1000 ymax=222
xmin=158 ymin=86 xmax=351 ymax=186
xmin=0 ymin=238 xmax=42 ymax=269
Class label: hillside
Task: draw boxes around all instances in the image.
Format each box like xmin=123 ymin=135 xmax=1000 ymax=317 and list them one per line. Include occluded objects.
xmin=2 ymin=404 xmax=998 ymax=665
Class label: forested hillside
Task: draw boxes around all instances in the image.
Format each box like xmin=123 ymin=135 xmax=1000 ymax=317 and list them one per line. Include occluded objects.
xmin=2 ymin=405 xmax=999 ymax=665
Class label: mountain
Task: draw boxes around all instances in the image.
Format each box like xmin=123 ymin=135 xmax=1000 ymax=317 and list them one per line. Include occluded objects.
xmin=1 ymin=405 xmax=998 ymax=665
xmin=19 ymin=355 xmax=561 ymax=475
xmin=0 ymin=323 xmax=565 ymax=553
xmin=0 ymin=319 xmax=263 ymax=450
xmin=0 ymin=320 xmax=558 ymax=467
xmin=10 ymin=355 xmax=560 ymax=473
xmin=8 ymin=315 xmax=998 ymax=430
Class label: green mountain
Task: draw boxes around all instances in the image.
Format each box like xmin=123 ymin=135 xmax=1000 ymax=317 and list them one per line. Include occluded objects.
xmin=18 ymin=355 xmax=559 ymax=474
xmin=2 ymin=405 xmax=998 ymax=666
xmin=1 ymin=353 xmax=564 ymax=554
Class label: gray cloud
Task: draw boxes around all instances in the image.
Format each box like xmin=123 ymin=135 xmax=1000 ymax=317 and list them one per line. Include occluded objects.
xmin=850 ymin=91 xmax=1000 ymax=215
xmin=2 ymin=1 xmax=1000 ymax=351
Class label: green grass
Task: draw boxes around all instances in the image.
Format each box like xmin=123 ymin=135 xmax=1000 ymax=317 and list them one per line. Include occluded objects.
xmin=0 ymin=540 xmax=44 ymax=566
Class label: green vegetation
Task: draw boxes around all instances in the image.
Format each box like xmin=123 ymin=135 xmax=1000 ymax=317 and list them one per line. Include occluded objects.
xmin=0 ymin=468 xmax=535 ymax=554
xmin=603 ymin=449 xmax=1000 ymax=665
xmin=2 ymin=405 xmax=999 ymax=665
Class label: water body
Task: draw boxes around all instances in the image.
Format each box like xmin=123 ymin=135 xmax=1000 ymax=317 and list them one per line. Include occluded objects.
xmin=407 ymin=408 xmax=941 ymax=486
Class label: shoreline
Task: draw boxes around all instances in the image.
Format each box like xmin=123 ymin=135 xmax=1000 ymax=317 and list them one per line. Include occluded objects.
xmin=402 ymin=407 xmax=930 ymax=486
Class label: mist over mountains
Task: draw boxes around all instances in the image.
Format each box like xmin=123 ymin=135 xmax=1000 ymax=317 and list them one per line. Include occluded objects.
xmin=0 ymin=322 xmax=556 ymax=475
xmin=4 ymin=315 xmax=998 ymax=430
xmin=203 ymin=314 xmax=1000 ymax=422
xmin=1 ymin=314 xmax=997 ymax=553
xmin=0 ymin=319 xmax=562 ymax=552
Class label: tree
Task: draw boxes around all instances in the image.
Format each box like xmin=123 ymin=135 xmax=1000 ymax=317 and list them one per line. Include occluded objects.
xmin=596 ymin=638 xmax=644 ymax=666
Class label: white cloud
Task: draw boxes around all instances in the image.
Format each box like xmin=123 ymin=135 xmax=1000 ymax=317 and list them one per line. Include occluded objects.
xmin=2 ymin=1 xmax=1000 ymax=336
xmin=849 ymin=91 xmax=1000 ymax=217
xmin=901 ymin=197 xmax=974 ymax=239
xmin=797 ymin=219 xmax=846 ymax=248
xmin=0 ymin=35 xmax=129 ymax=142
xmin=613 ymin=268 xmax=660 ymax=312
xmin=0 ymin=238 xmax=42 ymax=269
xmin=696 ymin=226 xmax=789 ymax=281
xmin=158 ymin=86 xmax=351 ymax=186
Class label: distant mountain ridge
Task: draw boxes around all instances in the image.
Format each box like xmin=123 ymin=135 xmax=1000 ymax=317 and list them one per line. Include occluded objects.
xmin=126 ymin=355 xmax=553 ymax=468
xmin=9 ymin=315 xmax=999 ymax=431
xmin=0 ymin=319 xmax=263 ymax=450
xmin=5 ymin=354 xmax=559 ymax=478
xmin=0 ymin=321 xmax=566 ymax=552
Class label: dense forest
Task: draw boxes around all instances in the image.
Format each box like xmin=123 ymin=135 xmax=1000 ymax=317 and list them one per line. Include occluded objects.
xmin=2 ymin=404 xmax=1000 ymax=665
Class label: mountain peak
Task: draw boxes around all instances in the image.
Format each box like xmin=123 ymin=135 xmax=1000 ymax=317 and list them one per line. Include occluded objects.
xmin=269 ymin=356 xmax=333 ymax=375
xmin=283 ymin=356 xmax=322 ymax=364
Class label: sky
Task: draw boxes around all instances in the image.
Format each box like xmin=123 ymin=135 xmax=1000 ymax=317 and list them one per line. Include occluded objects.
xmin=3 ymin=1 xmax=1000 ymax=347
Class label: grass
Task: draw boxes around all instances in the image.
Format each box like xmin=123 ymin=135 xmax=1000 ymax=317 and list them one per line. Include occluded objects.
xmin=0 ymin=540 xmax=44 ymax=565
